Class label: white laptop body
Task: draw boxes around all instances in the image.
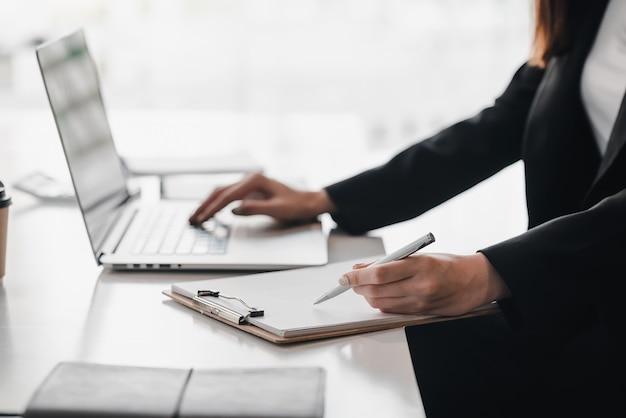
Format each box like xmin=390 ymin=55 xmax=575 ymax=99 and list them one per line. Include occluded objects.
xmin=36 ymin=28 xmax=328 ymax=271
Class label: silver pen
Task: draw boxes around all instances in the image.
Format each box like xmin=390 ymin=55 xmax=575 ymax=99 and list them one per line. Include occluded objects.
xmin=313 ymin=232 xmax=436 ymax=305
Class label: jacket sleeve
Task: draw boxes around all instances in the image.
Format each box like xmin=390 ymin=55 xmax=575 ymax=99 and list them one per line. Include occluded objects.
xmin=480 ymin=187 xmax=626 ymax=342
xmin=325 ymin=63 xmax=545 ymax=235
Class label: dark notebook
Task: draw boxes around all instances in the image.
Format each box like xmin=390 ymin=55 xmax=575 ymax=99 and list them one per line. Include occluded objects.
xmin=24 ymin=362 xmax=326 ymax=418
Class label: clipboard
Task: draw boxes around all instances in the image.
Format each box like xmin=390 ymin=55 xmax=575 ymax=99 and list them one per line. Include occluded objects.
xmin=163 ymin=257 xmax=499 ymax=344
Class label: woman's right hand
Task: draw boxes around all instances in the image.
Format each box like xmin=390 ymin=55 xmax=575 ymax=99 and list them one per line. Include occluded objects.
xmin=188 ymin=172 xmax=336 ymax=225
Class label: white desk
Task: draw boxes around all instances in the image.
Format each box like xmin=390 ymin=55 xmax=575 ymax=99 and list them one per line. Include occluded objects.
xmin=0 ymin=110 xmax=528 ymax=417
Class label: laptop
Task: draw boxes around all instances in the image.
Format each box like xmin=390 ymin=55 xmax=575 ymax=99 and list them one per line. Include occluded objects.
xmin=35 ymin=28 xmax=328 ymax=271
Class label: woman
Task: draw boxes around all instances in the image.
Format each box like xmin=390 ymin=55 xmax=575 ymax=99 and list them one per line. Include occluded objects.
xmin=190 ymin=1 xmax=624 ymax=416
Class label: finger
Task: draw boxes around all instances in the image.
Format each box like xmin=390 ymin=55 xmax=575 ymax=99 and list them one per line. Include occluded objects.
xmin=190 ymin=173 xmax=267 ymax=224
xmin=342 ymin=259 xmax=415 ymax=287
xmin=362 ymin=295 xmax=429 ymax=314
xmin=366 ymin=292 xmax=456 ymax=315
xmin=352 ymin=261 xmax=373 ymax=270
xmin=352 ymin=278 xmax=413 ymax=300
xmin=335 ymin=261 xmax=376 ymax=288
xmin=231 ymin=199 xmax=278 ymax=217
xmin=188 ymin=186 xmax=227 ymax=223
xmin=233 ymin=197 xmax=302 ymax=220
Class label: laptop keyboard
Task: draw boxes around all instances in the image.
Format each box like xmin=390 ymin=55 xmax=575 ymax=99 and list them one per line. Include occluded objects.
xmin=131 ymin=207 xmax=230 ymax=255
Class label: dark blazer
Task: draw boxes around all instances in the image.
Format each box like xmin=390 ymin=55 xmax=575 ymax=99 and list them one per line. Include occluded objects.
xmin=326 ymin=0 xmax=624 ymax=409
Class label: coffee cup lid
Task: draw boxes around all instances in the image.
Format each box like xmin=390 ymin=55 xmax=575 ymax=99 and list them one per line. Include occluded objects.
xmin=0 ymin=180 xmax=12 ymax=208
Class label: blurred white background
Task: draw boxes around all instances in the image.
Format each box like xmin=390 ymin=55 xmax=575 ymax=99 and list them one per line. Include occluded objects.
xmin=0 ymin=0 xmax=531 ymax=149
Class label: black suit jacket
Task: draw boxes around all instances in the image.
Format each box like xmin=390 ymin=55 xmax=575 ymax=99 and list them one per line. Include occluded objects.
xmin=326 ymin=0 xmax=624 ymax=358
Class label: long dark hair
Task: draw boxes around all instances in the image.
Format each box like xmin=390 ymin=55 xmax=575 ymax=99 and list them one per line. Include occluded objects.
xmin=529 ymin=0 xmax=577 ymax=68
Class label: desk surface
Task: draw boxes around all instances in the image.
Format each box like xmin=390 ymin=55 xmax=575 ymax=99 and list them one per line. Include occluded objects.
xmin=0 ymin=110 xmax=527 ymax=417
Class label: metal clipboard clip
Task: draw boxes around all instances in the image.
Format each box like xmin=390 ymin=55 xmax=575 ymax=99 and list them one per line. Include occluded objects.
xmin=192 ymin=290 xmax=264 ymax=325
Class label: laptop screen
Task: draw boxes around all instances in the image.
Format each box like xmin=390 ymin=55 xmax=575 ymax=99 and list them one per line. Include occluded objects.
xmin=36 ymin=29 xmax=130 ymax=255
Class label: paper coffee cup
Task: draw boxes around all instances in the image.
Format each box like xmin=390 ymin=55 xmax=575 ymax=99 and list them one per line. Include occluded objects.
xmin=0 ymin=180 xmax=12 ymax=279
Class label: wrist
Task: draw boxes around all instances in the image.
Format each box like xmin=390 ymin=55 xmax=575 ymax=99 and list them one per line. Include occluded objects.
xmin=476 ymin=252 xmax=511 ymax=302
xmin=307 ymin=189 xmax=337 ymax=216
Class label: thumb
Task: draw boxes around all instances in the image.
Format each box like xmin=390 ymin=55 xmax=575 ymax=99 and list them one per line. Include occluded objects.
xmin=231 ymin=199 xmax=276 ymax=217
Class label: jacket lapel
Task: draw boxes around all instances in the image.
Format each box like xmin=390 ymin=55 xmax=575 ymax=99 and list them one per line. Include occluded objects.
xmin=577 ymin=0 xmax=626 ymax=205
xmin=594 ymin=92 xmax=626 ymax=183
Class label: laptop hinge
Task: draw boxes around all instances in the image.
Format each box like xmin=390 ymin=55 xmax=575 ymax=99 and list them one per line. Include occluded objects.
xmin=100 ymin=206 xmax=139 ymax=256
